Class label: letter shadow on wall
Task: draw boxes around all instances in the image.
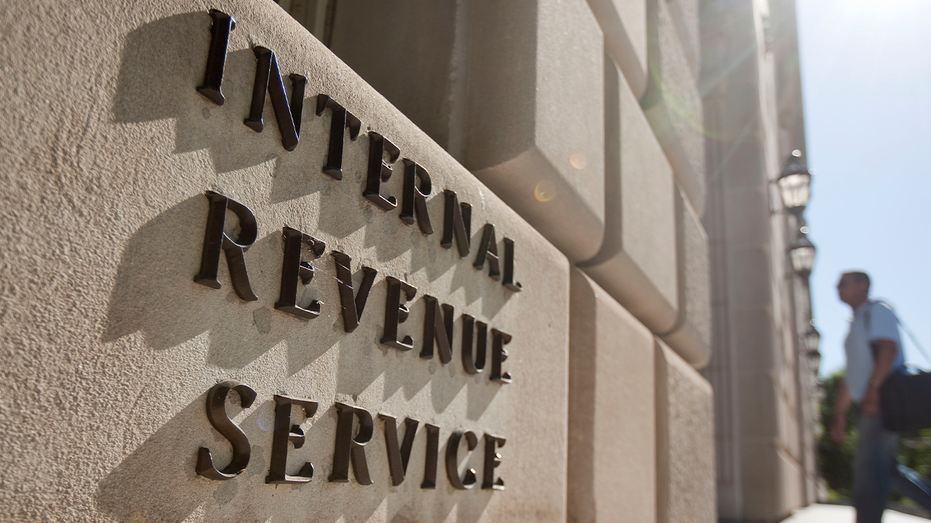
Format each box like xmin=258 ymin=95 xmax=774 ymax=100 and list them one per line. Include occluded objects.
xmin=95 ymin=394 xmax=390 ymax=523
xmin=101 ymin=196 xmax=339 ymax=372
xmin=96 ymin=392 xmax=492 ymax=523
xmin=114 ymin=13 xmax=266 ymax=175
xmin=113 ymin=12 xmax=335 ymax=206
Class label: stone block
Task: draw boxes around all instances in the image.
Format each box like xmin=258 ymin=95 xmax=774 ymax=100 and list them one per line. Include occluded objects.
xmin=568 ymin=269 xmax=656 ymax=523
xmin=466 ymin=0 xmax=606 ymax=262
xmin=655 ymin=342 xmax=717 ymax=523
xmin=659 ymin=188 xmax=711 ymax=368
xmin=0 ymin=2 xmax=572 ymax=521
xmin=580 ymin=57 xmax=678 ymax=335
xmin=586 ymin=0 xmax=648 ymax=97
xmin=642 ymin=0 xmax=706 ymax=216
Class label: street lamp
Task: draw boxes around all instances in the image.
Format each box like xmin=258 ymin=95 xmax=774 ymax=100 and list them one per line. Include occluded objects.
xmin=806 ymin=327 xmax=821 ymax=371
xmin=808 ymin=349 xmax=821 ymax=372
xmin=788 ymin=231 xmax=816 ymax=277
xmin=805 ymin=326 xmax=820 ymax=353
xmin=777 ymin=150 xmax=812 ymax=214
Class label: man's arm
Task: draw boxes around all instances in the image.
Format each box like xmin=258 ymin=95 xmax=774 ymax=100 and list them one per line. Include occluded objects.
xmin=832 ymin=378 xmax=852 ymax=443
xmin=861 ymin=339 xmax=897 ymax=416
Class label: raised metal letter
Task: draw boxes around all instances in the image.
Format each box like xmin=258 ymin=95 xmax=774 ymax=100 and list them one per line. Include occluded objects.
xmin=381 ymin=276 xmax=417 ymax=350
xmin=194 ymin=191 xmax=258 ymax=301
xmin=445 ymin=430 xmax=478 ymax=490
xmin=329 ymin=403 xmax=374 ymax=485
xmin=364 ymin=133 xmax=399 ymax=211
xmin=400 ymin=159 xmax=433 ymax=234
xmin=243 ymin=47 xmax=304 ymax=151
xmin=266 ymin=395 xmax=318 ymax=484
xmin=275 ymin=227 xmax=325 ymax=319
xmin=421 ymin=296 xmax=453 ymax=364
xmin=196 ymin=381 xmax=257 ymax=480
xmin=461 ymin=314 xmax=487 ymax=375
xmin=331 ymin=251 xmax=377 ymax=333
xmin=378 ymin=414 xmax=419 ymax=486
xmin=502 ymin=237 xmax=522 ymax=292
xmin=316 ymin=95 xmax=362 ymax=180
xmin=482 ymin=434 xmax=506 ymax=490
xmin=441 ymin=190 xmax=471 ymax=257
xmin=473 ymin=223 xmax=501 ymax=280
xmin=421 ymin=423 xmax=440 ymax=489
xmin=197 ymin=10 xmax=235 ymax=105
xmin=490 ymin=328 xmax=512 ymax=384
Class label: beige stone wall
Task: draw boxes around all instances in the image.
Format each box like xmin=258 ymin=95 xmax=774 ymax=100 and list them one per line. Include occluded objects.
xmin=0 ymin=0 xmax=818 ymax=519
xmin=0 ymin=1 xmax=573 ymax=520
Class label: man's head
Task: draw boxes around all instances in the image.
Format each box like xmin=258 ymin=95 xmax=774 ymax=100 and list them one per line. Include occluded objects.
xmin=837 ymin=270 xmax=870 ymax=308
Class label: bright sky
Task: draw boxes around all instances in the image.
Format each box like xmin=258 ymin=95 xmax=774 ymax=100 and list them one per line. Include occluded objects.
xmin=798 ymin=0 xmax=931 ymax=376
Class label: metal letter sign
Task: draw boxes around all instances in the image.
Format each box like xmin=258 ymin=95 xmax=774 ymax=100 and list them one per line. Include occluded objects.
xmin=194 ymin=192 xmax=258 ymax=301
xmin=196 ymin=381 xmax=257 ymax=480
xmin=329 ymin=403 xmax=374 ymax=485
xmin=244 ymin=47 xmax=305 ymax=151
xmin=276 ymin=227 xmax=325 ymax=319
xmin=266 ymin=395 xmax=318 ymax=484
xmin=190 ymin=9 xmax=517 ymax=495
xmin=197 ymin=10 xmax=235 ymax=105
xmin=316 ymin=95 xmax=361 ymax=179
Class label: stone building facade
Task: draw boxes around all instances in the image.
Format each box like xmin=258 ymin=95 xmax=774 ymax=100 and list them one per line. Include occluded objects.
xmin=0 ymin=0 xmax=817 ymax=522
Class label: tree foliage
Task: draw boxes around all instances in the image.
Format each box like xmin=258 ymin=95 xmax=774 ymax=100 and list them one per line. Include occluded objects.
xmin=818 ymin=370 xmax=857 ymax=499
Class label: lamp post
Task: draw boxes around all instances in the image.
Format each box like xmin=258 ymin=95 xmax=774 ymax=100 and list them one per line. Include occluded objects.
xmin=777 ymin=150 xmax=813 ymax=214
xmin=806 ymin=327 xmax=821 ymax=372
xmin=788 ymin=231 xmax=816 ymax=278
xmin=805 ymin=326 xmax=820 ymax=353
xmin=779 ymin=150 xmax=818 ymax=505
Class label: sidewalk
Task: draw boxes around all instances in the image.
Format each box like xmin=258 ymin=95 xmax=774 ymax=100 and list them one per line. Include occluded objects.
xmin=781 ymin=504 xmax=929 ymax=522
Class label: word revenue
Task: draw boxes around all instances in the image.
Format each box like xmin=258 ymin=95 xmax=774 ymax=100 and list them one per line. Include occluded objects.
xmin=197 ymin=381 xmax=507 ymax=491
xmin=194 ymin=191 xmax=514 ymax=385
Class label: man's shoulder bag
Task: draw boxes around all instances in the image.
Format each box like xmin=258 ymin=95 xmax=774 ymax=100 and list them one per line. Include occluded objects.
xmin=880 ymin=369 xmax=931 ymax=432
xmin=866 ymin=300 xmax=931 ymax=432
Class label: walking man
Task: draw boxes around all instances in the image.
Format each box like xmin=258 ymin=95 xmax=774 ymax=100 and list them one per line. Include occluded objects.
xmin=831 ymin=270 xmax=930 ymax=522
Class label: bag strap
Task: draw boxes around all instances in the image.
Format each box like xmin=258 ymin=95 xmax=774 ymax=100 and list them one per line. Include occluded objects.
xmin=869 ymin=298 xmax=931 ymax=369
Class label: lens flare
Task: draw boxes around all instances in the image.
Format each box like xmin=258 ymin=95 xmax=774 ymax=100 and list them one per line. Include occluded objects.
xmin=570 ymin=153 xmax=587 ymax=170
xmin=534 ymin=181 xmax=556 ymax=202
